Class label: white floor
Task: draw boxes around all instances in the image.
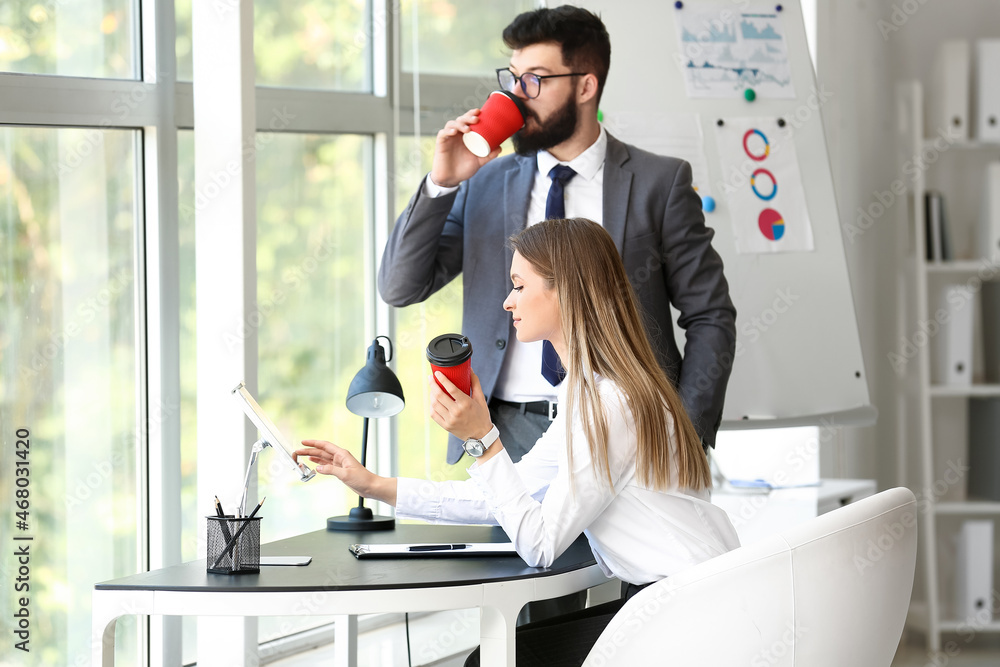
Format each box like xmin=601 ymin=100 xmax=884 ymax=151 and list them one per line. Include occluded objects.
xmin=268 ymin=613 xmax=1000 ymax=667
xmin=891 ymin=631 xmax=1000 ymax=667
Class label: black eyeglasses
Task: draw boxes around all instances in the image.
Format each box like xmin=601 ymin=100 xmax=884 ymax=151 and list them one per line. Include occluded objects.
xmin=496 ymin=68 xmax=587 ymax=99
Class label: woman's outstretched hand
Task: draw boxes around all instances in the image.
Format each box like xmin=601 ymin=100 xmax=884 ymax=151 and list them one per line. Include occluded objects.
xmin=429 ymin=370 xmax=493 ymax=441
xmin=294 ymin=440 xmax=397 ymax=506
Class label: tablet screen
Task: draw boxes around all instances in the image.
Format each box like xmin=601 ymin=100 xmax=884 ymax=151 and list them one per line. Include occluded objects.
xmin=231 ymin=382 xmax=316 ymax=482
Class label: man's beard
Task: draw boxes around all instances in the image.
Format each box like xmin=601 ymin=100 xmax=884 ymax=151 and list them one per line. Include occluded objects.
xmin=512 ymin=95 xmax=578 ymax=156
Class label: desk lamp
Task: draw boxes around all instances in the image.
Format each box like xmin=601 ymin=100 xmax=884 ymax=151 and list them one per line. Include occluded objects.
xmin=327 ymin=336 xmax=404 ymax=531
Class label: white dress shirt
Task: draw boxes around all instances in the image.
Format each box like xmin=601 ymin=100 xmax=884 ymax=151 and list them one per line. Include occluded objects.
xmin=424 ymin=128 xmax=608 ymax=404
xmin=395 ymin=375 xmax=740 ymax=584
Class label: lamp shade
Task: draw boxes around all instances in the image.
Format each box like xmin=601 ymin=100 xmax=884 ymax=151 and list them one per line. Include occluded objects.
xmin=345 ymin=338 xmax=405 ymax=418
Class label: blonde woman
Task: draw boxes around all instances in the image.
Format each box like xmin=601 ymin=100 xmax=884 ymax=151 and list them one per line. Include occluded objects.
xmin=297 ymin=218 xmax=739 ymax=666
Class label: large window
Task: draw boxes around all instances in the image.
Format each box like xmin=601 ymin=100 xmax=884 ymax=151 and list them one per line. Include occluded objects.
xmin=0 ymin=127 xmax=140 ymax=665
xmin=176 ymin=0 xmax=371 ymax=89
xmin=178 ymin=131 xmax=374 ymax=656
xmin=178 ymin=132 xmax=373 ymax=555
xmin=2 ymin=1 xmax=538 ymax=664
xmin=400 ymin=0 xmax=536 ymax=76
xmin=392 ymin=135 xmax=466 ymax=484
xmin=0 ymin=0 xmax=137 ymax=78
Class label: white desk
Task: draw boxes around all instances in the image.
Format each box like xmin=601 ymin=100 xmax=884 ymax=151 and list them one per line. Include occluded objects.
xmin=712 ymin=478 xmax=877 ymax=546
xmin=92 ymin=525 xmax=606 ymax=667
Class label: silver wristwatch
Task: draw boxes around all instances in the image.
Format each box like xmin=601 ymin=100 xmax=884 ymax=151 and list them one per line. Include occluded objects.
xmin=463 ymin=424 xmax=500 ymax=458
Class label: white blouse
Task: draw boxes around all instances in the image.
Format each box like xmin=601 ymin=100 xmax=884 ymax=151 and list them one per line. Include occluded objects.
xmin=395 ymin=376 xmax=740 ymax=584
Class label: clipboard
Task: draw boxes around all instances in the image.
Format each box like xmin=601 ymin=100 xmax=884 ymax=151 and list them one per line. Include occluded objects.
xmin=349 ymin=543 xmax=520 ymax=559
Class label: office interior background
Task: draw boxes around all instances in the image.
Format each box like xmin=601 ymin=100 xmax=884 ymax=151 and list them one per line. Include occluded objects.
xmin=1 ymin=0 xmax=1000 ymax=665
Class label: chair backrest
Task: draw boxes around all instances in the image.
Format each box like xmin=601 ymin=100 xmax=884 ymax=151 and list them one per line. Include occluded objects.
xmin=583 ymin=487 xmax=918 ymax=667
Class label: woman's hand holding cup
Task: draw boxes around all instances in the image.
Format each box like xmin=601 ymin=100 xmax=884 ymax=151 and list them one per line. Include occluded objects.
xmin=429 ymin=370 xmax=493 ymax=442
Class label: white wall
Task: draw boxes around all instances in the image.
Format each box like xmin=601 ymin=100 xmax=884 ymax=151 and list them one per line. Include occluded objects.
xmin=817 ymin=0 xmax=898 ymax=485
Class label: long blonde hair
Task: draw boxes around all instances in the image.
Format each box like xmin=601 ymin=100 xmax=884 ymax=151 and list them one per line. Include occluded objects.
xmin=509 ymin=218 xmax=710 ymax=491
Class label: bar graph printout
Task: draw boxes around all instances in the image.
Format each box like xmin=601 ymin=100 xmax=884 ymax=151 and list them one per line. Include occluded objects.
xmin=674 ymin=4 xmax=796 ymax=99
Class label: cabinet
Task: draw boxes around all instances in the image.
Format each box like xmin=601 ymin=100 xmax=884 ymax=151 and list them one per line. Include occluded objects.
xmin=896 ymin=81 xmax=1000 ymax=653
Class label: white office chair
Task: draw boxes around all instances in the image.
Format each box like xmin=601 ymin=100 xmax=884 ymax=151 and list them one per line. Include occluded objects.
xmin=584 ymin=487 xmax=918 ymax=667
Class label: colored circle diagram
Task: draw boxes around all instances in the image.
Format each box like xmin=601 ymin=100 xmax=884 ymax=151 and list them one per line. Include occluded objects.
xmin=743 ymin=129 xmax=770 ymax=161
xmin=758 ymin=208 xmax=786 ymax=241
xmin=750 ymin=168 xmax=777 ymax=200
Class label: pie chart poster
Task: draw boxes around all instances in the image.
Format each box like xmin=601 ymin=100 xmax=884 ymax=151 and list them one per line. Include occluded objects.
xmin=715 ymin=117 xmax=815 ymax=254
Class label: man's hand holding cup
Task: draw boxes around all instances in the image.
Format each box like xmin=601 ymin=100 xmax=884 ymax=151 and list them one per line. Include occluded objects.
xmin=430 ymin=91 xmax=527 ymax=189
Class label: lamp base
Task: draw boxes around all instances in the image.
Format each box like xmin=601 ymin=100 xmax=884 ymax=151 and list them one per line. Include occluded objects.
xmin=327 ymin=505 xmax=395 ymax=532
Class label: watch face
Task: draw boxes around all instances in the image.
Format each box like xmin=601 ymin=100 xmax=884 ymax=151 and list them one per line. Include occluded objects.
xmin=464 ymin=439 xmax=485 ymax=457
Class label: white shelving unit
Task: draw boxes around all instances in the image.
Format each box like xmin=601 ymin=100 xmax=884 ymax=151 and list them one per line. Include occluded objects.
xmin=896 ymin=80 xmax=1000 ymax=653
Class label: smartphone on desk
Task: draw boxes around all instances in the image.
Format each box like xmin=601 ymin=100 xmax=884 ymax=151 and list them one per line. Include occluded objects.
xmin=260 ymin=556 xmax=312 ymax=566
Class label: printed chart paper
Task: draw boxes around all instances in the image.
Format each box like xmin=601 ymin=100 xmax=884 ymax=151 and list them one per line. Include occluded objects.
xmin=715 ymin=117 xmax=813 ymax=254
xmin=674 ymin=4 xmax=795 ymax=99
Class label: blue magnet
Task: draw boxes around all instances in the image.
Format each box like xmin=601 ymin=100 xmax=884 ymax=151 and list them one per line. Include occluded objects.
xmin=675 ymin=1 xmax=683 ymax=9
xmin=702 ymin=196 xmax=716 ymax=213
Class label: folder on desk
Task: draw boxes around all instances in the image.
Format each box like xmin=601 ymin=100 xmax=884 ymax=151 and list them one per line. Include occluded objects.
xmin=349 ymin=543 xmax=520 ymax=559
xmin=931 ymin=40 xmax=970 ymax=139
xmin=975 ymin=40 xmax=1000 ymax=142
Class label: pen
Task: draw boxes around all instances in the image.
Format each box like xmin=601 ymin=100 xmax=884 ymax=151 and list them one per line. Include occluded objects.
xmin=214 ymin=495 xmax=233 ymax=542
xmin=408 ymin=544 xmax=470 ymax=552
xmin=211 ymin=496 xmax=266 ymax=569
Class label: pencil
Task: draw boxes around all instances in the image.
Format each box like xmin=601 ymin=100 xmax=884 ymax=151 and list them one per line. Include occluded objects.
xmin=214 ymin=496 xmax=233 ymax=543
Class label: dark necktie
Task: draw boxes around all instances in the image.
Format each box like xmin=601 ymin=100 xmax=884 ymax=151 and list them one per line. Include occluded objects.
xmin=541 ymin=164 xmax=577 ymax=385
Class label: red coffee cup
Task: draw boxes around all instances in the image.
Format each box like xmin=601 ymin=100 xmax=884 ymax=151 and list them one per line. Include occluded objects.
xmin=463 ymin=90 xmax=527 ymax=158
xmin=427 ymin=334 xmax=473 ymax=397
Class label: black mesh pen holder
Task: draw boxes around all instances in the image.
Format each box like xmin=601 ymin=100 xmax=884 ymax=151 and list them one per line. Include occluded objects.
xmin=206 ymin=515 xmax=262 ymax=574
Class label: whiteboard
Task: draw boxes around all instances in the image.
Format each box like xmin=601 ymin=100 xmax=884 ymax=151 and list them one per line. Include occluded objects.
xmin=579 ymin=0 xmax=874 ymax=428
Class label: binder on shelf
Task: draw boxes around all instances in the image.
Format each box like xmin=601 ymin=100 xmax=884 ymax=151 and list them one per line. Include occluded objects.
xmin=930 ymin=284 xmax=974 ymax=386
xmin=954 ymin=520 xmax=993 ymax=624
xmin=975 ymin=40 xmax=1000 ymax=142
xmin=981 ymin=283 xmax=1000 ymax=384
xmin=924 ymin=191 xmax=950 ymax=261
xmin=930 ymin=40 xmax=970 ymax=140
xmin=969 ymin=398 xmax=1000 ymax=501
xmin=980 ymin=162 xmax=1000 ymax=260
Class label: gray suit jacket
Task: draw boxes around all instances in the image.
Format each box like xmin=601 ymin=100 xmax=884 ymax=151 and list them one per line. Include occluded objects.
xmin=379 ymin=133 xmax=736 ymax=463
